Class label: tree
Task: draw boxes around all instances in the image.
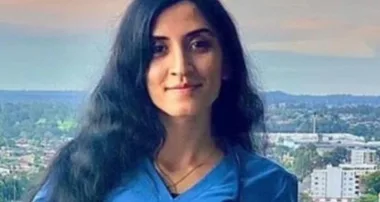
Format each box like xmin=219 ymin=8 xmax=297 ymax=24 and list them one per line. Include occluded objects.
xmin=362 ymin=171 xmax=380 ymax=195
xmin=350 ymin=124 xmax=370 ymax=138
xmin=375 ymin=149 xmax=380 ymax=164
xmin=357 ymin=194 xmax=378 ymax=202
xmin=272 ymin=145 xmax=294 ymax=171
xmin=300 ymin=192 xmax=312 ymax=202
xmin=293 ymin=144 xmax=322 ymax=181
xmin=322 ymin=147 xmax=350 ymax=166
xmin=0 ymin=175 xmax=28 ymax=201
xmin=273 ymin=145 xmax=291 ymax=160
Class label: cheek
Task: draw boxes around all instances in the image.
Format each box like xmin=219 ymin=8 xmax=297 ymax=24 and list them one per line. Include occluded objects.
xmin=146 ymin=64 xmax=166 ymax=100
xmin=208 ymin=69 xmax=222 ymax=102
xmin=194 ymin=54 xmax=223 ymax=91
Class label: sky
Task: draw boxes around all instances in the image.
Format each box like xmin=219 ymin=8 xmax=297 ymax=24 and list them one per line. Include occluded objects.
xmin=0 ymin=0 xmax=379 ymax=95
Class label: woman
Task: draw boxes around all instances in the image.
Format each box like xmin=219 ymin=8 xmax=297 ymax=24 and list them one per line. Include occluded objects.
xmin=29 ymin=0 xmax=298 ymax=201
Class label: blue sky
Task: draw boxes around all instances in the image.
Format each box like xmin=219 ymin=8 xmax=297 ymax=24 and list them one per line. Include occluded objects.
xmin=0 ymin=0 xmax=379 ymax=95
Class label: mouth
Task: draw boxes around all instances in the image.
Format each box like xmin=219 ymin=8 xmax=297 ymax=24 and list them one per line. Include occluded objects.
xmin=165 ymin=83 xmax=203 ymax=91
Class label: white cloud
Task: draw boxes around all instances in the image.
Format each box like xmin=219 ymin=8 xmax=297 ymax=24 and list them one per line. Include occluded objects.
xmin=249 ymin=37 xmax=376 ymax=58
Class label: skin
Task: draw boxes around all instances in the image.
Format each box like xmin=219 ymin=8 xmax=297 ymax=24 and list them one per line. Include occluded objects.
xmin=146 ymin=0 xmax=227 ymax=194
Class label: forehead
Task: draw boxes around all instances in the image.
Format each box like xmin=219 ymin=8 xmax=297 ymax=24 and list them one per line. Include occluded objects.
xmin=152 ymin=1 xmax=211 ymax=35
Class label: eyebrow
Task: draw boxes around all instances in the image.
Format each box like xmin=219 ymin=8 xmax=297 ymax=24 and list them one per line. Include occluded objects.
xmin=153 ymin=28 xmax=215 ymax=41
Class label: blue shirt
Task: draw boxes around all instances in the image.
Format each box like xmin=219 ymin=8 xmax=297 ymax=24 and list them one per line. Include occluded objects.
xmin=33 ymin=145 xmax=298 ymax=202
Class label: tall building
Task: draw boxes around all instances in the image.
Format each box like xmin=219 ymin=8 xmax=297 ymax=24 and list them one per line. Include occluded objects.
xmin=311 ymin=164 xmax=377 ymax=202
xmin=350 ymin=149 xmax=377 ymax=165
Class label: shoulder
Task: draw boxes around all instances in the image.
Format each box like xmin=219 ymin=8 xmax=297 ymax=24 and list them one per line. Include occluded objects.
xmin=235 ymin=146 xmax=296 ymax=181
xmin=234 ymin=146 xmax=298 ymax=201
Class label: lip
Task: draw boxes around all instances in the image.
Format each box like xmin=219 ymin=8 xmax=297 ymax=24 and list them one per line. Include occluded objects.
xmin=165 ymin=83 xmax=202 ymax=91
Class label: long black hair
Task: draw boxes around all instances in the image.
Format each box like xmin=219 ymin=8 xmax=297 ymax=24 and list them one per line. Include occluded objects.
xmin=27 ymin=0 xmax=265 ymax=201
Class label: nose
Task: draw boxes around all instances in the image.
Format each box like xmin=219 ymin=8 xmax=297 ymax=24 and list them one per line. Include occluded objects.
xmin=169 ymin=47 xmax=193 ymax=77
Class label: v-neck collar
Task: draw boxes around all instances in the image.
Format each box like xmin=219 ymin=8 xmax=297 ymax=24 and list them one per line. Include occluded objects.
xmin=144 ymin=149 xmax=235 ymax=201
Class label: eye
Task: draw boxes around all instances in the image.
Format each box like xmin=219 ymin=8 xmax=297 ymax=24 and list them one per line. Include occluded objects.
xmin=152 ymin=42 xmax=167 ymax=57
xmin=190 ymin=40 xmax=212 ymax=52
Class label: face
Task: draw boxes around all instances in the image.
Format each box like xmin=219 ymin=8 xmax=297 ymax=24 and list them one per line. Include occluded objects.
xmin=146 ymin=1 xmax=224 ymax=118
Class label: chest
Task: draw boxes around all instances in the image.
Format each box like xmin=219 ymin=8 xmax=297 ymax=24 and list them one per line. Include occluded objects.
xmin=109 ymin=186 xmax=238 ymax=202
xmin=107 ymin=158 xmax=240 ymax=202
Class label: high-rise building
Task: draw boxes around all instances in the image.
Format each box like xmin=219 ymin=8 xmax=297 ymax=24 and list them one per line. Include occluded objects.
xmin=350 ymin=149 xmax=376 ymax=165
xmin=310 ymin=164 xmax=377 ymax=202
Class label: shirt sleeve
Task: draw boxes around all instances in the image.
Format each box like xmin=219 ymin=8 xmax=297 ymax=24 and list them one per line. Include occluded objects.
xmin=272 ymin=173 xmax=298 ymax=202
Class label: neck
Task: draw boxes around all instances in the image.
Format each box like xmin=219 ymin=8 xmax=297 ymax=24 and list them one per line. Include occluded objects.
xmin=156 ymin=111 xmax=219 ymax=171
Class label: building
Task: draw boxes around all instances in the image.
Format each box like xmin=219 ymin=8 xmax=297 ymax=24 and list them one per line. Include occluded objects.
xmin=268 ymin=133 xmax=319 ymax=145
xmin=321 ymin=133 xmax=365 ymax=144
xmin=268 ymin=133 xmax=365 ymax=148
xmin=311 ymin=164 xmax=377 ymax=202
xmin=350 ymin=149 xmax=377 ymax=165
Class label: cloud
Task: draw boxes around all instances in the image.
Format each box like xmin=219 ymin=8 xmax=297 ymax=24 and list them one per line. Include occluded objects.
xmin=1 ymin=0 xmax=380 ymax=57
xmin=0 ymin=0 xmax=130 ymax=33
xmin=349 ymin=25 xmax=380 ymax=46
xmin=249 ymin=37 xmax=376 ymax=58
xmin=281 ymin=19 xmax=341 ymax=30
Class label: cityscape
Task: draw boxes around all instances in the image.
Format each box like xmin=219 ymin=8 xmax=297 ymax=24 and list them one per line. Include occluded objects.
xmin=269 ymin=132 xmax=380 ymax=202
xmin=0 ymin=91 xmax=379 ymax=201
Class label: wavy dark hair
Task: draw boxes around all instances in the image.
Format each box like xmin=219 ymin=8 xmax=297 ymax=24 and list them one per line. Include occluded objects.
xmin=26 ymin=0 xmax=265 ymax=201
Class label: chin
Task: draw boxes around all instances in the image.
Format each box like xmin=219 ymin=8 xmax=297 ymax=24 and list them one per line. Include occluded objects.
xmin=166 ymin=108 xmax=200 ymax=117
xmin=162 ymin=104 xmax=205 ymax=118
xmin=156 ymin=99 xmax=213 ymax=119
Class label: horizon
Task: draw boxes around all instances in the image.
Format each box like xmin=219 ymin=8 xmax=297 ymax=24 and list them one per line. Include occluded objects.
xmin=0 ymin=89 xmax=378 ymax=97
xmin=1 ymin=0 xmax=379 ymax=95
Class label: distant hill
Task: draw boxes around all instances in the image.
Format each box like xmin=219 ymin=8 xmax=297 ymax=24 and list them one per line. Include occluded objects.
xmin=264 ymin=91 xmax=380 ymax=106
xmin=1 ymin=90 xmax=379 ymax=106
xmin=0 ymin=90 xmax=87 ymax=104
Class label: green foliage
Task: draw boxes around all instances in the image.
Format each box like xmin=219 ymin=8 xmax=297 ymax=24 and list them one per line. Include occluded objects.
xmin=0 ymin=175 xmax=30 ymax=201
xmin=267 ymin=104 xmax=380 ymax=139
xmin=0 ymin=102 xmax=78 ymax=139
xmin=271 ymin=145 xmax=294 ymax=171
xmin=273 ymin=145 xmax=291 ymax=160
xmin=0 ymin=101 xmax=79 ymax=200
xmin=321 ymin=147 xmax=350 ymax=166
xmin=57 ymin=119 xmax=78 ymax=132
xmin=293 ymin=144 xmax=322 ymax=181
xmin=357 ymin=194 xmax=378 ymax=202
xmin=300 ymin=192 xmax=312 ymax=202
xmin=362 ymin=171 xmax=380 ymax=195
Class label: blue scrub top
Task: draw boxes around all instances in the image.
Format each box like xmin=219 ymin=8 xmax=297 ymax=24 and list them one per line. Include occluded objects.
xmin=33 ymin=145 xmax=298 ymax=202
